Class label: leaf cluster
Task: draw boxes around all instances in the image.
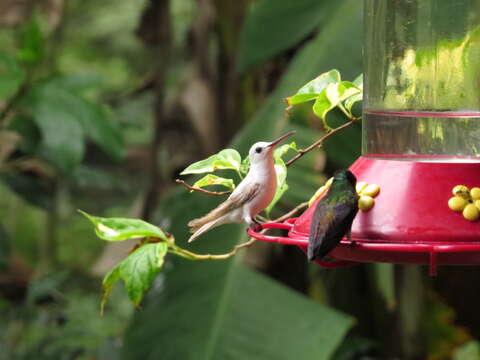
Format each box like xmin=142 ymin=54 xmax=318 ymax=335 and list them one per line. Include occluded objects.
xmin=180 ymin=143 xmax=299 ymax=216
xmin=80 ymin=211 xmax=172 ymax=313
xmin=0 ymin=17 xmax=125 ymax=212
xmin=286 ymin=69 xmax=363 ymax=130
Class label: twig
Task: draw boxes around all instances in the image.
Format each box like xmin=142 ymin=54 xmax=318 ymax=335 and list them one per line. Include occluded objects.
xmin=285 ymin=119 xmax=356 ymax=167
xmin=176 ymin=179 xmax=232 ymax=196
xmin=0 ymin=81 xmax=29 ymax=127
xmin=272 ymin=201 xmax=308 ymax=223
xmin=258 ymin=201 xmax=308 ymax=224
xmin=170 ymin=237 xmax=256 ymax=260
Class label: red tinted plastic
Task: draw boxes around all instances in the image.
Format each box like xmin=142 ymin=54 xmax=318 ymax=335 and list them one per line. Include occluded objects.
xmin=248 ymin=157 xmax=480 ymax=274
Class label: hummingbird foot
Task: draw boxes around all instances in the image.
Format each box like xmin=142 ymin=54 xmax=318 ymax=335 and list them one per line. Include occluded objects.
xmin=250 ymin=223 xmax=263 ymax=232
xmin=249 ymin=218 xmax=263 ymax=232
xmin=253 ymin=224 xmax=263 ymax=232
xmin=346 ymin=231 xmax=356 ymax=247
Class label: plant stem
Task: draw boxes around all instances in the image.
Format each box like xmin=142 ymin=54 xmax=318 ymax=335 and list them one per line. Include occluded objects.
xmin=285 ymin=118 xmax=357 ymax=167
xmin=0 ymin=78 xmax=30 ymax=128
xmin=169 ymin=238 xmax=256 ymax=260
xmin=273 ymin=201 xmax=308 ymax=222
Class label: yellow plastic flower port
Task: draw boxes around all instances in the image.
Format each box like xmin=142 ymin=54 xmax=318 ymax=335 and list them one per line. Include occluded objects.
xmin=308 ymin=178 xmax=332 ymax=207
xmin=308 ymin=178 xmax=380 ymax=211
xmin=448 ymin=185 xmax=480 ymax=221
xmin=357 ymin=183 xmax=380 ymax=211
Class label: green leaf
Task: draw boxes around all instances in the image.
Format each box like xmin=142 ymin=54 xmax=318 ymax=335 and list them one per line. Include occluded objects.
xmin=0 ymin=54 xmax=26 ymax=99
xmin=297 ymin=69 xmax=341 ymax=95
xmin=312 ymin=89 xmax=335 ymax=125
xmin=47 ymin=73 xmax=104 ymax=95
xmin=79 ymin=102 xmax=124 ymax=161
xmin=312 ymin=82 xmax=361 ymax=128
xmin=265 ymin=142 xmax=298 ymax=214
xmin=324 ymin=82 xmax=347 ymax=106
xmin=286 ymin=93 xmax=319 ymax=106
xmin=36 ymin=109 xmax=84 ymax=173
xmin=338 ymin=81 xmax=362 ymax=100
xmin=192 ymin=174 xmax=236 ymax=191
xmin=8 ymin=114 xmax=41 ymax=154
xmin=37 ymin=113 xmax=84 ymax=173
xmin=286 ymin=69 xmax=341 ymax=106
xmin=102 ymin=242 xmax=168 ymax=312
xmin=124 ymin=261 xmax=353 ymax=360
xmin=238 ymin=0 xmax=335 ymax=72
xmin=17 ymin=17 xmax=44 ymax=66
xmin=353 ymin=74 xmax=363 ymax=89
xmin=344 ymin=75 xmax=363 ymax=112
xmin=0 ymin=171 xmax=54 ymax=209
xmin=275 ymin=141 xmax=299 ymax=158
xmin=453 ymin=341 xmax=480 ymax=360
xmin=79 ymin=210 xmax=171 ymax=242
xmin=266 ymin=160 xmax=288 ymax=215
xmin=240 ymin=156 xmax=250 ymax=175
xmin=27 ymin=84 xmax=85 ymax=172
xmin=0 ymin=225 xmax=10 ymax=270
xmin=28 ymin=83 xmax=124 ymax=167
xmin=180 ymin=149 xmax=242 ymax=175
xmin=344 ymin=93 xmax=363 ymax=113
xmin=332 ymin=336 xmax=377 ymax=360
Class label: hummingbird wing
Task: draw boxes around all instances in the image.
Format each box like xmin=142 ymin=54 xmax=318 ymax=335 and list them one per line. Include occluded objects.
xmin=307 ymin=199 xmax=358 ymax=261
xmin=188 ymin=182 xmax=261 ymax=233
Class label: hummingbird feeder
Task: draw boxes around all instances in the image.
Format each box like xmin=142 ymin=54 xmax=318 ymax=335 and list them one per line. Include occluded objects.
xmin=248 ymin=0 xmax=480 ymax=275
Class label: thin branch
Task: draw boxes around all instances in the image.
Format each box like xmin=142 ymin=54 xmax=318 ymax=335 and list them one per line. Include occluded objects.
xmin=285 ymin=119 xmax=356 ymax=167
xmin=170 ymin=237 xmax=256 ymax=260
xmin=0 ymin=80 xmax=29 ymax=127
xmin=175 ymin=179 xmax=232 ymax=196
xmin=257 ymin=201 xmax=308 ymax=224
xmin=272 ymin=201 xmax=308 ymax=223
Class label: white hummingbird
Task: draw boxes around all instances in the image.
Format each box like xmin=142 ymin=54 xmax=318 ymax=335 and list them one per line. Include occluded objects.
xmin=187 ymin=131 xmax=295 ymax=242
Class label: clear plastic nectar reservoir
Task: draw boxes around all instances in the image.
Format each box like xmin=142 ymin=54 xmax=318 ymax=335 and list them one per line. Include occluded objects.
xmin=364 ymin=0 xmax=480 ymax=160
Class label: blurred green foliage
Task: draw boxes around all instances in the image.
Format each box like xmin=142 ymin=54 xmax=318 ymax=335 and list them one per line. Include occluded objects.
xmin=0 ymin=0 xmax=478 ymax=359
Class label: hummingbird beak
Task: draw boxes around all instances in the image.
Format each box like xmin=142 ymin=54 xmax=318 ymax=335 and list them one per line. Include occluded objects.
xmin=267 ymin=131 xmax=295 ymax=148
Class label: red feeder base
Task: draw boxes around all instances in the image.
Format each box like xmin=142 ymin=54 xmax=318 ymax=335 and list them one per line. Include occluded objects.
xmin=248 ymin=156 xmax=480 ymax=275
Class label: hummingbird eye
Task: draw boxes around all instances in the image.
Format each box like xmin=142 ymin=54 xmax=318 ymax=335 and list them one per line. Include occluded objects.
xmin=255 ymin=147 xmax=262 ymax=154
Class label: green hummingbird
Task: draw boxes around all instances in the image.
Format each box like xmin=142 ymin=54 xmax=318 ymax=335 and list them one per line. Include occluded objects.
xmin=308 ymin=169 xmax=359 ymax=261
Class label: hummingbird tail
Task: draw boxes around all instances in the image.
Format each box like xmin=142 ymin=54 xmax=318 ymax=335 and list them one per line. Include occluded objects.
xmin=307 ymin=243 xmax=329 ymax=261
xmin=307 ymin=245 xmax=315 ymax=261
xmin=188 ymin=202 xmax=233 ymax=233
xmin=187 ymin=217 xmax=225 ymax=243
